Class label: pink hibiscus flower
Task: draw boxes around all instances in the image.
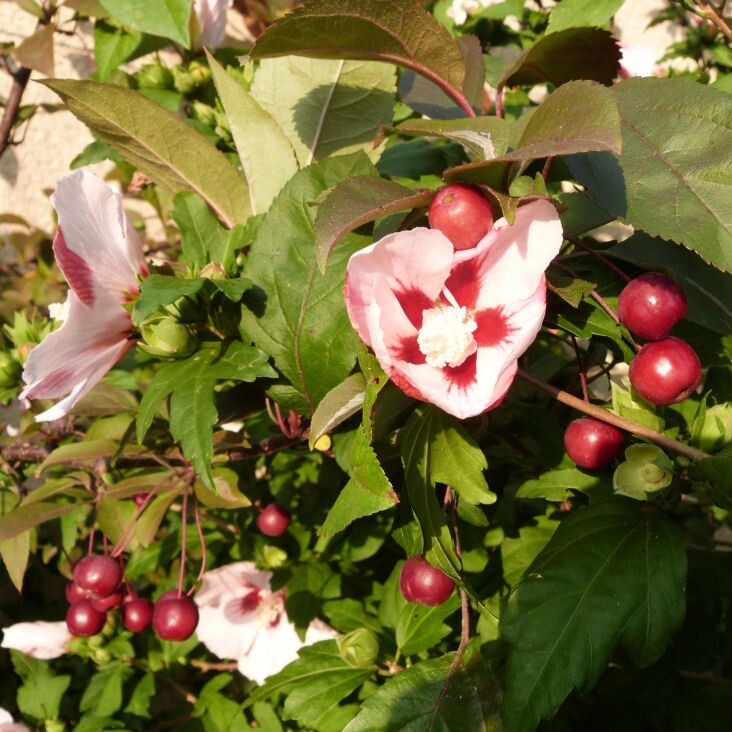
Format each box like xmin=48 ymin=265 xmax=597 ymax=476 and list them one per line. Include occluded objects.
xmin=344 ymin=199 xmax=563 ymax=419
xmin=20 ymin=170 xmax=148 ymax=422
xmin=194 ymin=562 xmax=338 ymax=684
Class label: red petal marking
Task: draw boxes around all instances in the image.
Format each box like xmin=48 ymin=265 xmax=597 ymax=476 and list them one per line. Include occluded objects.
xmin=391 ymin=336 xmax=426 ymax=365
xmin=443 ymin=254 xmax=486 ymax=309
xmin=22 ymin=367 xmax=75 ymax=398
xmin=444 ymin=353 xmax=477 ymax=390
xmin=474 ymin=307 xmax=515 ymax=347
xmin=389 ymin=368 xmax=426 ymax=402
xmin=53 ymin=228 xmax=95 ymax=307
xmin=238 ymin=589 xmax=262 ymax=615
xmin=394 ymin=288 xmax=434 ymax=330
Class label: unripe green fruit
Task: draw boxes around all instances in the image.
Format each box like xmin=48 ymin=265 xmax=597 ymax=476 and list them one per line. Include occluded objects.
xmin=139 ymin=316 xmax=197 ymax=359
xmin=172 ymin=67 xmax=196 ymax=95
xmin=337 ymin=628 xmax=379 ymax=668
xmin=613 ymin=445 xmax=674 ymax=500
xmin=692 ymin=403 xmax=732 ymax=452
xmin=135 ymin=64 xmax=174 ymax=90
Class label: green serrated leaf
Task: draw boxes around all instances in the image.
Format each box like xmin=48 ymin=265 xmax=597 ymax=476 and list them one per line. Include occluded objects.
xmin=243 ymin=640 xmax=372 ymax=729
xmin=42 ymin=80 xmax=251 ymax=228
xmin=314 ymin=176 xmax=433 ymax=271
xmin=547 ymin=271 xmax=598 ymax=308
xmin=567 ymin=77 xmax=732 ymax=273
xmin=500 ymin=499 xmax=687 ymax=731
xmin=546 ymin=0 xmax=625 ymax=33
xmin=80 ymin=663 xmax=133 ymax=717
xmin=320 ymin=427 xmax=398 ymax=538
xmin=396 ymin=592 xmax=460 ymax=656
xmin=132 ymin=274 xmax=206 ymax=325
xmin=240 ymin=153 xmax=374 ymax=415
xmin=93 ymin=19 xmax=142 ymax=81
xmin=250 ymin=56 xmax=395 ymax=168
xmin=136 ymin=342 xmax=275 ymax=489
xmin=500 ymin=27 xmax=621 ymax=88
xmin=172 ymin=191 xmax=230 ymax=270
xmin=344 ymin=645 xmax=502 ymax=731
xmin=99 ymin=0 xmax=192 ymax=47
xmin=250 ymin=0 xmax=467 ymax=109
xmin=12 ymin=651 xmax=71 ymax=722
xmin=501 ymin=514 xmax=560 ymax=587
xmin=427 ymin=410 xmax=495 ymax=505
xmin=0 ymin=493 xmax=30 ymax=593
xmin=516 ymin=467 xmax=606 ymax=502
xmin=208 ymin=52 xmax=298 ymax=215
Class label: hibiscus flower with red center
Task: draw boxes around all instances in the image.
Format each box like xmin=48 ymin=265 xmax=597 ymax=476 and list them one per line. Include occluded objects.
xmin=344 ymin=199 xmax=563 ymax=419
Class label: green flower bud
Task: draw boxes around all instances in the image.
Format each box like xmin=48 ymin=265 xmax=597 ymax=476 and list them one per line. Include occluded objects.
xmin=172 ymin=67 xmax=196 ymax=95
xmin=138 ymin=316 xmax=197 ymax=359
xmin=337 ymin=628 xmax=379 ymax=668
xmin=188 ymin=60 xmax=211 ymax=85
xmin=190 ymin=101 xmax=218 ymax=128
xmin=44 ymin=720 xmax=66 ymax=732
xmin=135 ymin=63 xmax=174 ymax=89
xmin=0 ymin=351 xmax=21 ymax=388
xmin=692 ymin=403 xmax=732 ymax=452
xmin=613 ymin=445 xmax=674 ymax=500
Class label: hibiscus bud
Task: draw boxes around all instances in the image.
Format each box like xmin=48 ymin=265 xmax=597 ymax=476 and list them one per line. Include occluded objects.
xmin=172 ymin=67 xmax=197 ymax=94
xmin=692 ymin=403 xmax=732 ymax=452
xmin=191 ymin=101 xmax=219 ymax=128
xmin=337 ymin=628 xmax=379 ymax=668
xmin=135 ymin=63 xmax=174 ymax=90
xmin=189 ymin=60 xmax=211 ymax=85
xmin=613 ymin=445 xmax=674 ymax=500
xmin=0 ymin=351 xmax=21 ymax=388
xmin=139 ymin=316 xmax=197 ymax=359
xmin=200 ymin=262 xmax=226 ymax=280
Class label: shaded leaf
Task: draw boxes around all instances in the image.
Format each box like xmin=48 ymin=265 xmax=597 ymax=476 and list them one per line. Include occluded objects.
xmin=132 ymin=274 xmax=206 ymax=324
xmin=516 ymin=467 xmax=605 ymax=501
xmin=240 ymin=153 xmax=374 ymax=415
xmin=499 ymin=27 xmax=621 ymax=88
xmin=500 ymin=499 xmax=687 ymax=731
xmin=501 ymin=514 xmax=559 ymax=587
xmin=250 ymin=57 xmax=396 ymax=168
xmin=0 ymin=492 xmax=30 ymax=592
xmin=43 ymin=80 xmax=251 ymax=228
xmin=99 ymin=0 xmax=192 ymax=47
xmin=547 ymin=271 xmax=598 ymax=308
xmin=208 ymin=52 xmax=298 ymax=215
xmin=250 ymin=0 xmax=468 ymax=109
xmin=314 ymin=176 xmax=433 ymax=270
xmin=80 ymin=663 xmax=134 ymax=717
xmin=567 ymin=77 xmax=732 ymax=273
xmin=93 ymin=20 xmax=142 ymax=81
xmin=345 ymin=646 xmax=502 ymax=731
xmin=171 ymin=191 xmax=229 ymax=270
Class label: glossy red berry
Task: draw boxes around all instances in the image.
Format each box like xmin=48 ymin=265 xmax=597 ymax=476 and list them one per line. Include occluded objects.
xmin=563 ymin=418 xmax=625 ymax=469
xmin=153 ymin=595 xmax=199 ymax=641
xmin=66 ymin=599 xmax=106 ymax=637
xmin=399 ymin=555 xmax=455 ymax=607
xmin=65 ymin=581 xmax=88 ymax=605
xmin=122 ymin=597 xmax=154 ymax=633
xmin=427 ymin=184 xmax=495 ymax=251
xmin=617 ymin=273 xmax=687 ymax=341
xmin=73 ymin=555 xmax=122 ymax=599
xmin=629 ymin=337 xmax=702 ymax=405
xmin=91 ymin=590 xmax=124 ymax=613
xmin=256 ymin=504 xmax=292 ymax=537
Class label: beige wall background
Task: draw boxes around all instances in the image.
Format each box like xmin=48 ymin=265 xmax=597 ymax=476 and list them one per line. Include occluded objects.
xmin=0 ymin=0 xmax=678 ymax=239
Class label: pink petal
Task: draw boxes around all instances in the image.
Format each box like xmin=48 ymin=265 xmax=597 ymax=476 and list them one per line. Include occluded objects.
xmin=51 ymin=170 xmax=146 ymax=301
xmin=345 ymin=228 xmax=454 ymax=347
xmin=194 ymin=0 xmax=230 ymax=49
xmin=462 ymin=199 xmax=563 ymax=310
xmin=20 ymin=293 xmax=133 ymax=421
xmin=0 ymin=621 xmax=71 ymax=660
xmin=53 ymin=228 xmax=96 ymax=307
xmin=237 ymin=619 xmax=304 ymax=684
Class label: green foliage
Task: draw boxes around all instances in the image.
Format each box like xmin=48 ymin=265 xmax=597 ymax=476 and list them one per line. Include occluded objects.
xmin=500 ymin=499 xmax=687 ymax=731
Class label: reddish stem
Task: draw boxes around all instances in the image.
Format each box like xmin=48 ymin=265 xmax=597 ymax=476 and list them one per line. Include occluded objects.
xmin=189 ymin=495 xmax=207 ymax=596
xmin=570 ymin=335 xmax=590 ymax=403
xmin=567 ymin=237 xmax=632 ymax=283
xmin=178 ymin=481 xmax=189 ymax=596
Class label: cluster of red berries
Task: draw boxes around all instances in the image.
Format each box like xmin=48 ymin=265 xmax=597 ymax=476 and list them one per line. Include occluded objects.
xmin=65 ymin=554 xmax=198 ymax=641
xmin=564 ymin=272 xmax=700 ymax=471
xmin=618 ymin=273 xmax=701 ymax=406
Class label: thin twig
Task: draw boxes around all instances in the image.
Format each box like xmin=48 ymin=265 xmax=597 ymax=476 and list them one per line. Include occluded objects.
xmin=517 ymin=369 xmax=710 ymax=462
xmin=694 ymin=0 xmax=732 ymax=40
